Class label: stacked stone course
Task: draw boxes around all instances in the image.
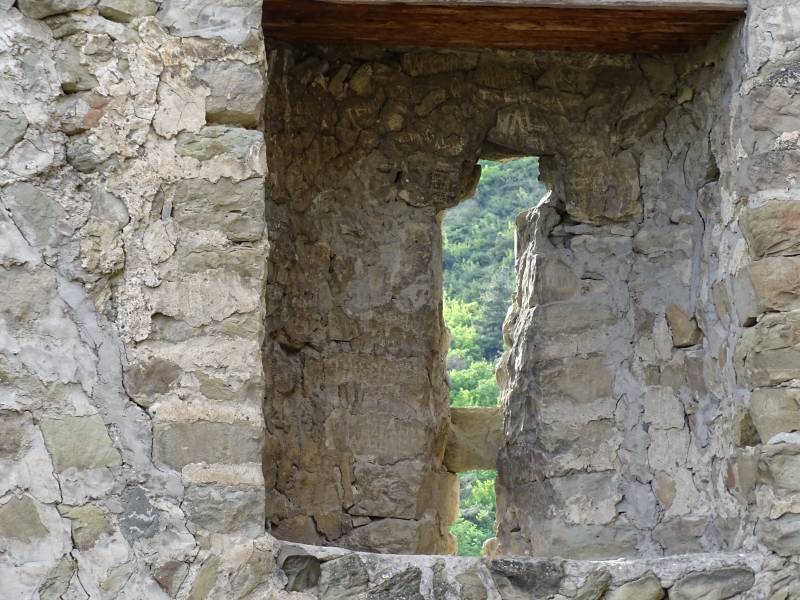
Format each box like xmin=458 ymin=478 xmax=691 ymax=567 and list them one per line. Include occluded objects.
xmin=1 ymin=0 xmax=799 ymax=597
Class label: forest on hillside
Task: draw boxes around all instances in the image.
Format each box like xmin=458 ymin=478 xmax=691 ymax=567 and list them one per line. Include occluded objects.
xmin=443 ymin=157 xmax=545 ymax=555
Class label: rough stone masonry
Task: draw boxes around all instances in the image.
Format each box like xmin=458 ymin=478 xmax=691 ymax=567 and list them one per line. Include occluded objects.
xmin=1 ymin=0 xmax=800 ymax=598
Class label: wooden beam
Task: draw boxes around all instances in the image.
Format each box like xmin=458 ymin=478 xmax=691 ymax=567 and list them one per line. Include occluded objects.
xmin=263 ymin=0 xmax=746 ymax=54
xmin=322 ymin=0 xmax=746 ymax=10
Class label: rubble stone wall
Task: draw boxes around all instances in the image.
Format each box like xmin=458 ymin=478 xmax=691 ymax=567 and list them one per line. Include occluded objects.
xmin=1 ymin=0 xmax=799 ymax=597
xmin=494 ymin=39 xmax=747 ymax=559
xmin=1 ymin=0 xmax=276 ymax=596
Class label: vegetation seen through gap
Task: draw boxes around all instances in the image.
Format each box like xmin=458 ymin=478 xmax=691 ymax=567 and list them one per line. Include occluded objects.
xmin=443 ymin=157 xmax=544 ymax=556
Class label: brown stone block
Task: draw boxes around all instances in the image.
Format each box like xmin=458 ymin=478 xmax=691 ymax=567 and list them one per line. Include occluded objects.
xmin=40 ymin=416 xmax=121 ymax=472
xmin=665 ymin=304 xmax=702 ymax=348
xmin=733 ymin=256 xmax=800 ymax=324
xmin=153 ymin=421 xmax=263 ymax=469
xmin=565 ymin=152 xmax=641 ymax=224
xmin=736 ymin=311 xmax=800 ymax=387
xmin=750 ymin=388 xmax=800 ymax=442
xmin=759 ymin=440 xmax=800 ymax=494
xmin=444 ymin=407 xmax=502 ymax=472
xmin=740 ymin=200 xmax=800 ymax=258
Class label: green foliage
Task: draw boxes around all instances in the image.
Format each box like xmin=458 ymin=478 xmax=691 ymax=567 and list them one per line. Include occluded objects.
xmin=443 ymin=296 xmax=483 ymax=363
xmin=449 ymin=360 xmax=499 ymax=408
xmin=442 ymin=158 xmax=543 ymax=555
xmin=443 ymin=157 xmax=544 ymax=360
xmin=450 ymin=470 xmax=497 ymax=556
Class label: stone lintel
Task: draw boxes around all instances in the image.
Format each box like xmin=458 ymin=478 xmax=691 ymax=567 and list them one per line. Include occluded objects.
xmin=445 ymin=407 xmax=503 ymax=472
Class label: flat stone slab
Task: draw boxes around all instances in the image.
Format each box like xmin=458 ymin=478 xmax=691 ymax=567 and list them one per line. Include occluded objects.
xmin=278 ymin=543 xmax=767 ymax=599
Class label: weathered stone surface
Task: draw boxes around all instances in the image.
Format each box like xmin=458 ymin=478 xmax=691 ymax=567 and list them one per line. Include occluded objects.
xmin=537 ymin=354 xmax=615 ymax=405
xmin=643 ymin=387 xmax=686 ymax=429
xmin=575 ymin=568 xmax=611 ymax=600
xmin=38 ymin=556 xmax=75 ymax=600
xmin=605 ymin=573 xmax=664 ymax=600
xmin=188 ymin=556 xmax=219 ymax=600
xmin=349 ymin=459 xmax=425 ymax=518
xmin=758 ymin=513 xmax=800 ymax=556
xmin=54 ymin=42 xmax=98 ymax=93
xmin=158 ymin=0 xmax=262 ymax=46
xmin=0 ymin=412 xmax=30 ymax=459
xmin=565 ymin=152 xmax=641 ymax=224
xmin=123 ymin=358 xmax=183 ymax=406
xmin=154 ymin=421 xmax=263 ymax=469
xmin=0 ymin=109 xmax=27 ymax=157
xmin=318 ymin=554 xmax=369 ymax=600
xmin=338 ymin=518 xmax=439 ymax=555
xmin=1 ymin=182 xmax=66 ymax=248
xmin=521 ymin=254 xmax=580 ymax=307
xmin=40 ymin=416 xmax=121 ymax=472
xmin=669 ymin=567 xmax=755 ymax=600
xmin=153 ymin=67 xmax=208 ymax=138
xmin=183 ymin=484 xmax=264 ymax=537
xmin=17 ymin=0 xmax=95 ymax=19
xmin=279 ymin=547 xmax=321 ymax=592
xmin=153 ymin=560 xmax=189 ymax=597
xmin=750 ymin=388 xmax=800 ymax=442
xmin=368 ymin=567 xmax=424 ymax=600
xmin=272 ymin=514 xmax=319 ymax=545
xmin=118 ymin=486 xmax=159 ymax=542
xmin=58 ymin=504 xmax=110 ymax=550
xmin=455 ymin=567 xmax=488 ymax=600
xmin=0 ymin=495 xmax=49 ymax=542
xmin=736 ymin=311 xmax=800 ymax=386
xmin=488 ymin=559 xmax=563 ymax=599
xmin=665 ymin=304 xmax=703 ymax=348
xmin=653 ymin=516 xmax=708 ymax=555
xmin=401 ymin=51 xmax=478 ymax=77
xmin=175 ymin=126 xmax=264 ymax=163
xmin=194 ymin=61 xmax=265 ymax=127
xmin=444 ymin=407 xmax=502 ymax=472
xmin=740 ymin=200 xmax=800 ymax=258
xmin=172 ymin=177 xmax=264 ymax=242
xmin=98 ymin=0 xmax=157 ymax=22
xmin=733 ymin=257 xmax=800 ymax=323
xmin=3 ymin=0 xmax=800 ymax=589
xmin=760 ymin=441 xmax=800 ymax=494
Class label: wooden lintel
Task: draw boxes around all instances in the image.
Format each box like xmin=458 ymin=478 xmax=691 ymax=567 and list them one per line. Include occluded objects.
xmin=263 ymin=0 xmax=746 ymax=54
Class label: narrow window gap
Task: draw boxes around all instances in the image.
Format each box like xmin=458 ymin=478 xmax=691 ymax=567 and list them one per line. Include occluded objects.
xmin=442 ymin=157 xmax=545 ymax=555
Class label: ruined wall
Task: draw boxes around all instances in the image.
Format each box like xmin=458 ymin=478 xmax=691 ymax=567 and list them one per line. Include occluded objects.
xmin=0 ymin=1 xmax=288 ymax=597
xmin=494 ymin=46 xmax=744 ymax=559
xmin=261 ymin=45 xmax=470 ymax=553
xmin=259 ymin=42 xmax=731 ymax=558
xmin=1 ymin=0 xmax=800 ymax=597
xmin=492 ymin=0 xmax=800 ymax=569
xmin=262 ymin=3 xmax=800 ymax=569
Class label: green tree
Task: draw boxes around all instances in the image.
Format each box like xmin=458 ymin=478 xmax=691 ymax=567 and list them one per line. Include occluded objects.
xmin=474 ymin=264 xmax=515 ymax=360
xmin=450 ymin=470 xmax=497 ymax=556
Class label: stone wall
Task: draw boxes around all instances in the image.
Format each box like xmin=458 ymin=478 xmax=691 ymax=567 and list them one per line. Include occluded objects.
xmin=258 ymin=39 xmax=751 ymax=559
xmin=493 ymin=42 xmax=746 ymax=558
xmin=493 ymin=1 xmax=800 ymax=560
xmin=261 ymin=43 xmax=466 ymax=552
xmin=1 ymin=0 xmax=799 ymax=597
xmin=0 ymin=0 xmax=277 ymax=596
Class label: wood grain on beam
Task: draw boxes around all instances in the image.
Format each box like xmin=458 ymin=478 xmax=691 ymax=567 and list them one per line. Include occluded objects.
xmin=263 ymin=0 xmax=745 ymax=54
xmin=320 ymin=0 xmax=747 ymax=11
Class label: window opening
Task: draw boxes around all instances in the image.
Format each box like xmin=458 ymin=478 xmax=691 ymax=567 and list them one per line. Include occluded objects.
xmin=442 ymin=157 xmax=545 ymax=555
